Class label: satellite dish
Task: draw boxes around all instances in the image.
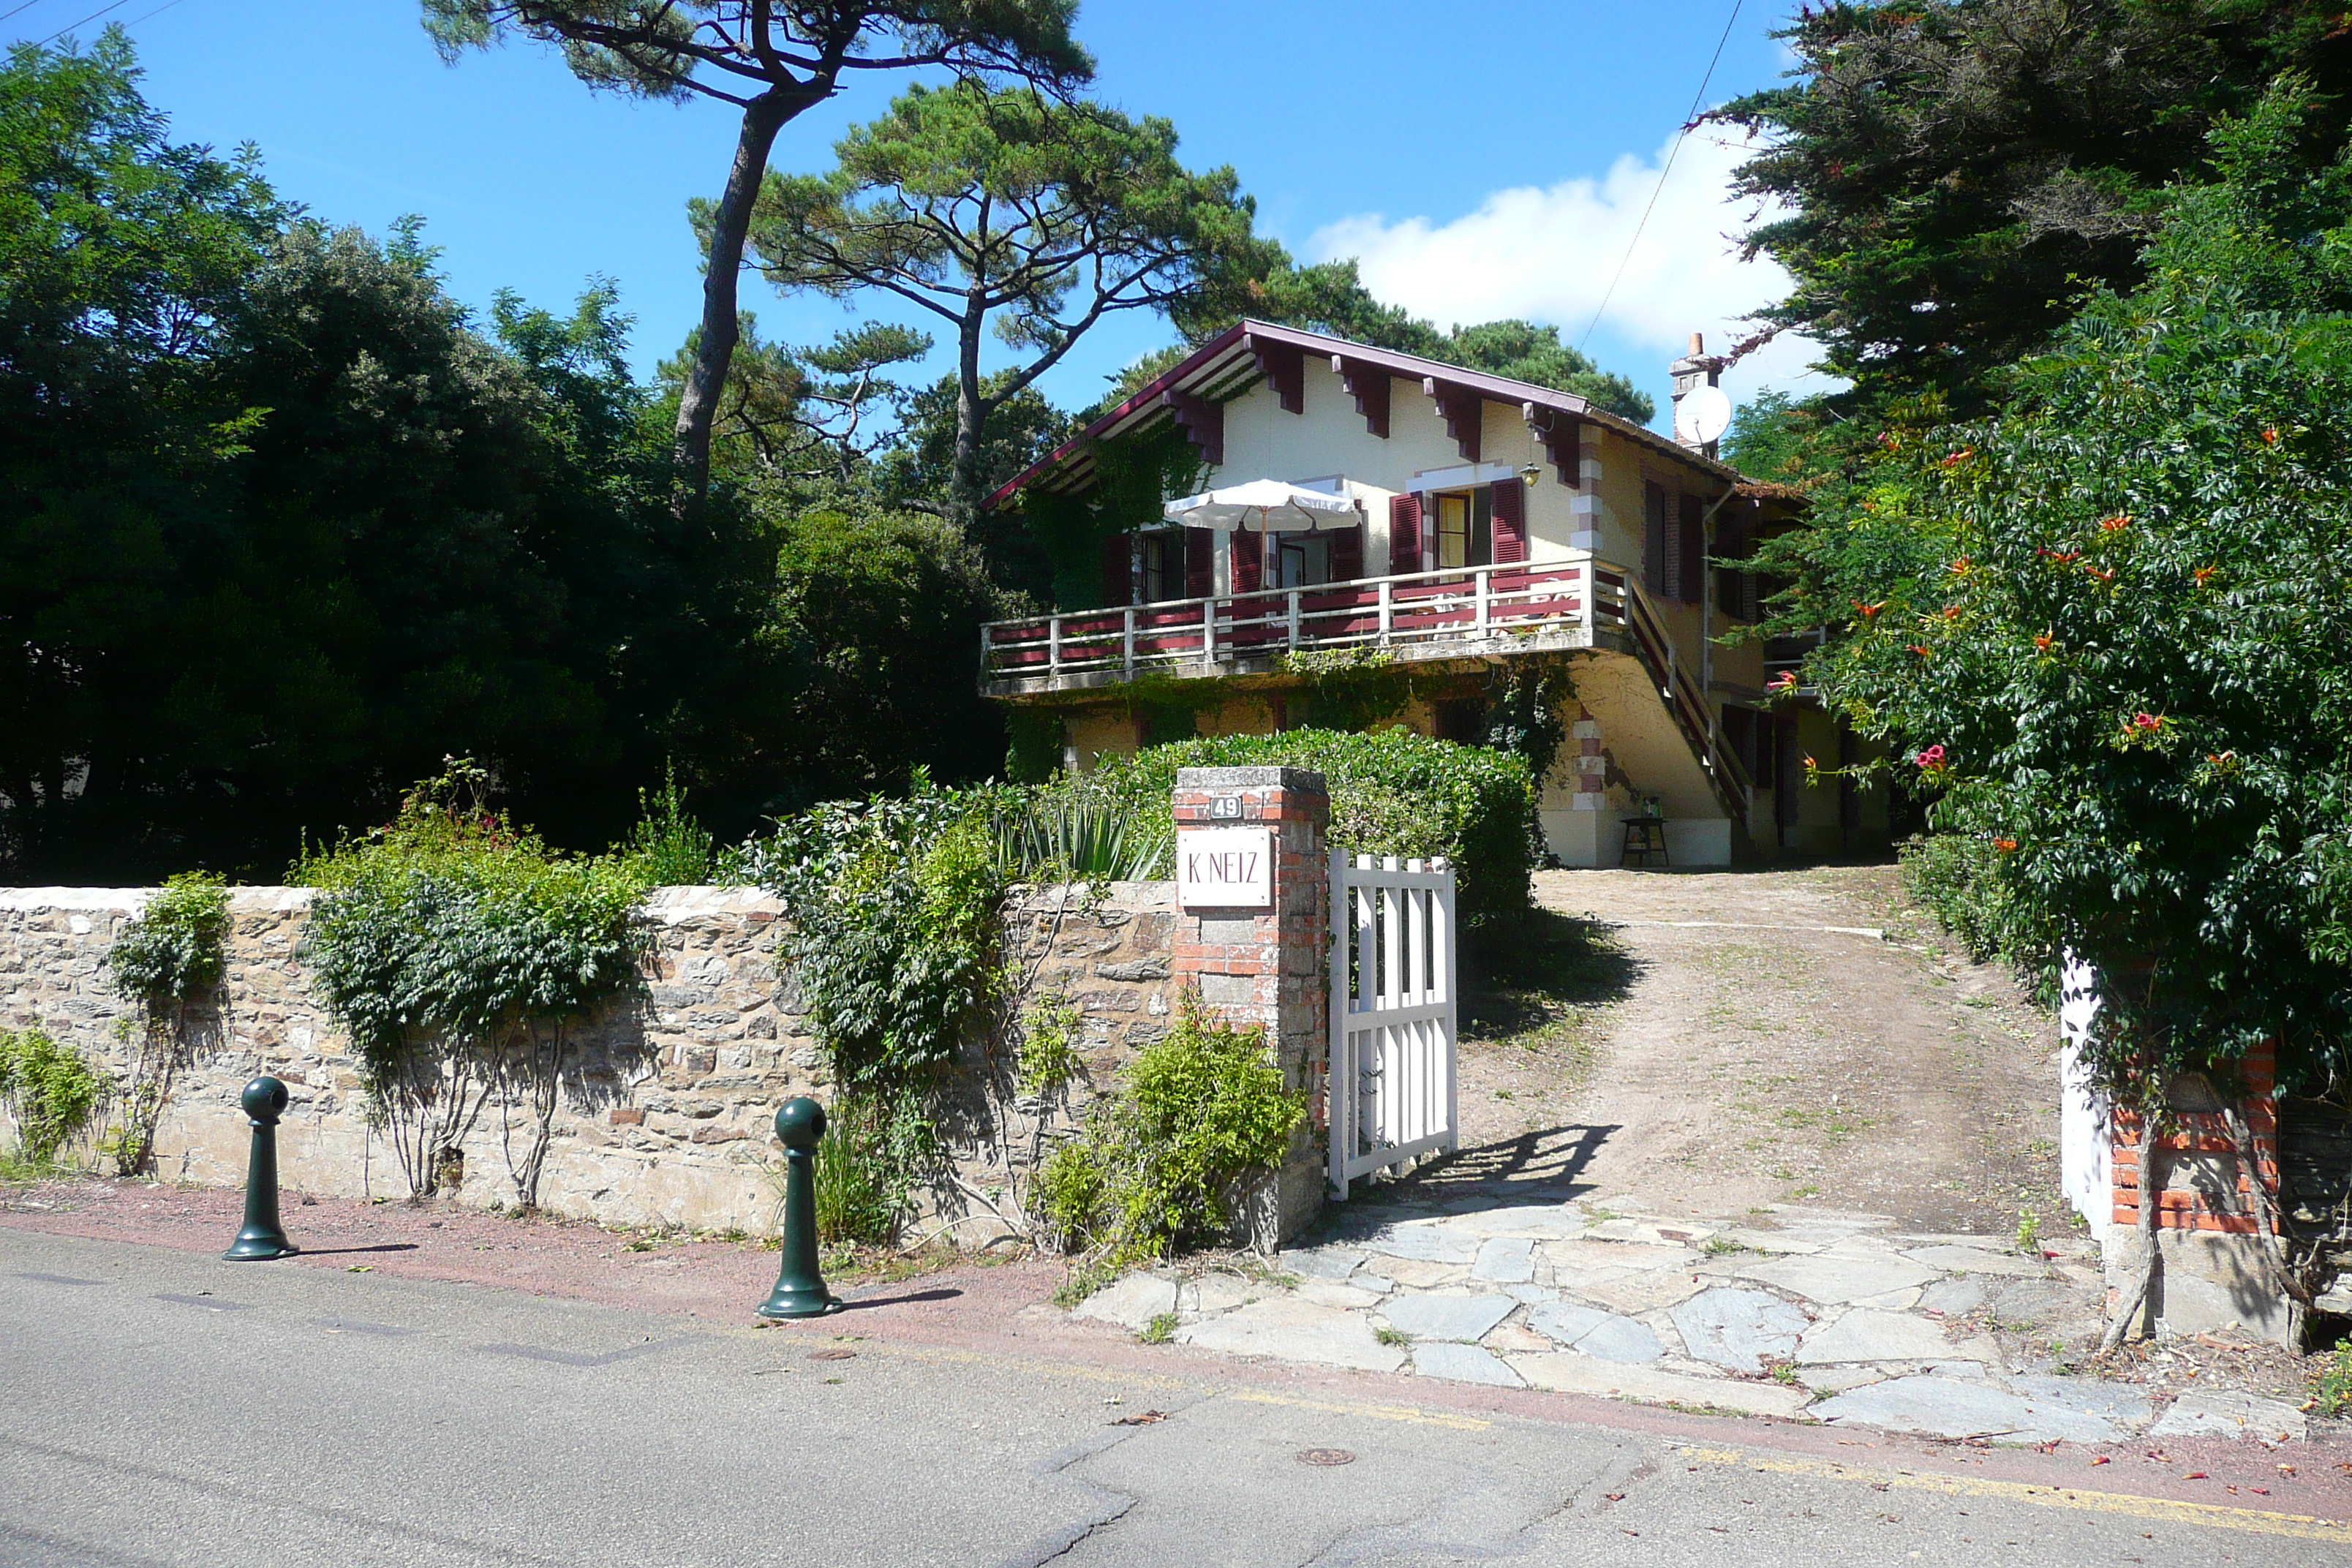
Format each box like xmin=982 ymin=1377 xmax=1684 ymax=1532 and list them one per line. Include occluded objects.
xmin=1675 ymin=383 xmax=1733 ymax=447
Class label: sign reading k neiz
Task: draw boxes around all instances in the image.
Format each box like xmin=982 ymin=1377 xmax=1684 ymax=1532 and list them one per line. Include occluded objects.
xmin=1175 ymin=826 xmax=1275 ymax=911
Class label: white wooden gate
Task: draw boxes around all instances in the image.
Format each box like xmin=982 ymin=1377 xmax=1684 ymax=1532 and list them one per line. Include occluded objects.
xmin=1328 ymin=851 xmax=1458 ymax=1198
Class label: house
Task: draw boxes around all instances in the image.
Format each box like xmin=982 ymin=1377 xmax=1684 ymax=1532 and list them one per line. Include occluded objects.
xmin=979 ymin=320 xmax=1886 ymax=867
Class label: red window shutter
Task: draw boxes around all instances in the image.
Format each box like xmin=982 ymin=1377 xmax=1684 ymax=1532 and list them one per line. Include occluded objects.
xmin=1643 ymin=483 xmax=1667 ymax=593
xmin=1678 ymin=492 xmax=1705 ymax=606
xmin=1184 ymin=527 xmax=1213 ymax=599
xmin=1100 ymin=531 xmax=1131 ymax=607
xmin=1388 ymin=494 xmax=1422 ymax=573
xmin=1330 ymin=523 xmax=1364 ymax=582
xmin=1490 ymin=480 xmax=1526 ymax=565
xmin=1232 ymin=527 xmax=1263 ymax=593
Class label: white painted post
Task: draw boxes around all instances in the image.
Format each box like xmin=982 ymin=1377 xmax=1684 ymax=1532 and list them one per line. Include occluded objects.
xmin=1122 ymin=606 xmax=1136 ymax=674
xmin=1047 ymin=614 xmax=1062 ymax=676
xmin=1436 ymin=859 xmax=1458 ymax=1152
xmin=1202 ymin=598 xmax=1216 ymax=663
xmin=1474 ymin=568 xmax=1490 ymax=636
xmin=1289 ymin=589 xmax=1302 ymax=651
xmin=1378 ymin=580 xmax=1393 ymax=645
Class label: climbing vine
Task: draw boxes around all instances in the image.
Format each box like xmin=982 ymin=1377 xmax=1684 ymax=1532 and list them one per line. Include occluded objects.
xmin=1018 ymin=423 xmax=1206 ymax=608
xmin=1276 ymin=647 xmax=1415 ymax=731
xmin=103 ymin=871 xmax=230 ymax=1174
xmin=297 ymin=761 xmax=649 ymax=1207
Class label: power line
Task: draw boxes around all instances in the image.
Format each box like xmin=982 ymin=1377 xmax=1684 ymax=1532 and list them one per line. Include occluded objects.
xmin=27 ymin=0 xmax=187 ymax=47
xmin=34 ymin=0 xmax=137 ymax=47
xmin=1 ymin=0 xmax=59 ymax=26
xmin=1578 ymin=0 xmax=1746 ymax=353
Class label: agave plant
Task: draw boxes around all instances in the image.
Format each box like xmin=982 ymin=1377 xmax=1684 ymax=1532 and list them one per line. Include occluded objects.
xmin=995 ymin=788 xmax=1170 ymax=882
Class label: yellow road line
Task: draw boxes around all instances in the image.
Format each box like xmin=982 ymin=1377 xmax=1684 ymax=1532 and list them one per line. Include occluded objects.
xmin=1229 ymin=1389 xmax=1491 ymax=1431
xmin=820 ymin=1340 xmax=1492 ymax=1429
xmin=1677 ymin=1444 xmax=2352 ymax=1545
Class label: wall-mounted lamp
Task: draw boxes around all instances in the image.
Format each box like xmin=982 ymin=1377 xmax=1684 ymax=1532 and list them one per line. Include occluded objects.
xmin=1518 ymin=461 xmax=1542 ymax=489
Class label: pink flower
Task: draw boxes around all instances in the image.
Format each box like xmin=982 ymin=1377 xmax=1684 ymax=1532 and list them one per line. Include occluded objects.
xmin=1915 ymin=745 xmax=1947 ymax=768
xmin=2133 ymin=712 xmax=2163 ymax=731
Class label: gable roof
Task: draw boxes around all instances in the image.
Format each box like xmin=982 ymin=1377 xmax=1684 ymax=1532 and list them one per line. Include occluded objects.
xmin=984 ymin=318 xmax=1749 ymax=509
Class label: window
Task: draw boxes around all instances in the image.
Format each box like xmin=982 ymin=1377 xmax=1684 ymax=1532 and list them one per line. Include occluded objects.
xmin=1274 ymin=533 xmax=1333 ymax=588
xmin=1432 ymin=489 xmax=1492 ymax=569
xmin=1140 ymin=530 xmax=1186 ymax=602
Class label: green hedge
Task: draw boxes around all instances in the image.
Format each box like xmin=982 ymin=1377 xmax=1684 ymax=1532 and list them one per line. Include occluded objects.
xmin=1084 ymin=728 xmax=1534 ymax=924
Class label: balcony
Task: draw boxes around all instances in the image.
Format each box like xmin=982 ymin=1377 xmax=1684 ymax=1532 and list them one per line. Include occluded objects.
xmin=980 ymin=557 xmax=1622 ymax=697
xmin=979 ymin=553 xmax=1754 ymax=821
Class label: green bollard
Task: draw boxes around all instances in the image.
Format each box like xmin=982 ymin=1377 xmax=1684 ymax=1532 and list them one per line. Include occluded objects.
xmin=222 ymin=1076 xmax=298 ymax=1262
xmin=756 ymin=1096 xmax=843 ymax=1319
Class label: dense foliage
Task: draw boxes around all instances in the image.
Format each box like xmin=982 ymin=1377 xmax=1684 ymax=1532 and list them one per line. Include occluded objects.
xmin=1088 ymin=728 xmax=1537 ymax=924
xmin=106 ymin=872 xmax=229 ymax=1003
xmin=0 ymin=37 xmax=1042 ymax=881
xmin=1714 ymin=0 xmax=2352 ymax=418
xmin=298 ymin=763 xmax=649 ymax=1205
xmin=0 ymin=1028 xmax=103 ymax=1170
xmin=1039 ymin=993 xmax=1306 ymax=1267
xmin=1787 ymin=85 xmax=2352 ymax=1096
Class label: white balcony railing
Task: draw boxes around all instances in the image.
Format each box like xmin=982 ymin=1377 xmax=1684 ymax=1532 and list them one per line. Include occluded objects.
xmin=981 ymin=557 xmax=1614 ymax=681
xmin=977 ymin=552 xmax=1752 ymax=818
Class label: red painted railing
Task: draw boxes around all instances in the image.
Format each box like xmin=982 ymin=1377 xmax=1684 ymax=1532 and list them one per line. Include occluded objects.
xmin=980 ymin=559 xmax=1610 ymax=679
xmin=979 ymin=554 xmax=1751 ymax=818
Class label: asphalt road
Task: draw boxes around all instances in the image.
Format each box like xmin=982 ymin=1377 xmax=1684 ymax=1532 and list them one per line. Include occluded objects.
xmin=1 ymin=1226 xmax=2342 ymax=1567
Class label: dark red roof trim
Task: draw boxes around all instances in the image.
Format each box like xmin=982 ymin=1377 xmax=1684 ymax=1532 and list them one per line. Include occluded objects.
xmin=981 ymin=319 xmax=1748 ymax=511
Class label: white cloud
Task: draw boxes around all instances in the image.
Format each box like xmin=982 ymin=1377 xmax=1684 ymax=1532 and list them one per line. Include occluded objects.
xmin=1306 ymin=126 xmax=1832 ymax=404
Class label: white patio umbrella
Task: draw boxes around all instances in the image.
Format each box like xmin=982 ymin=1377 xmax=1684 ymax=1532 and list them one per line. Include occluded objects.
xmin=1161 ymin=478 xmax=1361 ymax=532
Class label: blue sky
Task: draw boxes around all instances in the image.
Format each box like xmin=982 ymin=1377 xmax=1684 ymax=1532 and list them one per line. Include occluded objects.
xmin=9 ymin=0 xmax=1820 ymax=428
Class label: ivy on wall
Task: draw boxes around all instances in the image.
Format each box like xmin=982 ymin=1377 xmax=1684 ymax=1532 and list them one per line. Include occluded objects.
xmin=103 ymin=871 xmax=230 ymax=1174
xmin=298 ymin=762 xmax=650 ymax=1208
xmin=1017 ymin=423 xmax=1207 ymax=609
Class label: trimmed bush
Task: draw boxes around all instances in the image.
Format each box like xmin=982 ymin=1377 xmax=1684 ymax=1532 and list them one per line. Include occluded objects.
xmin=1083 ymin=728 xmax=1534 ymax=924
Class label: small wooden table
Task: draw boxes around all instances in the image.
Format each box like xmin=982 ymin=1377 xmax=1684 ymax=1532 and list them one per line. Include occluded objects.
xmin=1622 ymin=816 xmax=1670 ymax=868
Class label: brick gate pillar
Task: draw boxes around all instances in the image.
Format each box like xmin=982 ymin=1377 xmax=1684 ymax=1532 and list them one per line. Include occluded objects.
xmin=1169 ymin=765 xmax=1329 ymax=1248
xmin=2106 ymin=1040 xmax=2290 ymax=1343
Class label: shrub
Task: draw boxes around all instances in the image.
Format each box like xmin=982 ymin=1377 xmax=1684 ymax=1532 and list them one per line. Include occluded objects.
xmin=104 ymin=870 xmax=230 ymax=1173
xmin=619 ymin=764 xmax=714 ymax=886
xmin=0 ymin=1028 xmax=104 ymax=1169
xmin=107 ymin=872 xmax=230 ymax=1002
xmin=1085 ymin=728 xmax=1535 ymax=924
xmin=991 ymin=780 xmax=1170 ymax=882
xmin=297 ymin=761 xmax=649 ymax=1205
xmin=1039 ymin=993 xmax=1306 ymax=1265
xmin=1898 ymin=833 xmax=2057 ymax=998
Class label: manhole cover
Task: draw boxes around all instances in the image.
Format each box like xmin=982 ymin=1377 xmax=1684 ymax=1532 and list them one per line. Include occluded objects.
xmin=806 ymin=1349 xmax=857 ymax=1362
xmin=1296 ymin=1448 xmax=1356 ymax=1466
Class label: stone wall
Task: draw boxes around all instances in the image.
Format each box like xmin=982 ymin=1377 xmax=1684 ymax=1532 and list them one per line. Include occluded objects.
xmin=0 ymin=881 xmax=1184 ymax=1237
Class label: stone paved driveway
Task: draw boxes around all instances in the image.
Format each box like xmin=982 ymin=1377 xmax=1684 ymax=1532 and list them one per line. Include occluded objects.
xmin=1072 ymin=1192 xmax=2312 ymax=1447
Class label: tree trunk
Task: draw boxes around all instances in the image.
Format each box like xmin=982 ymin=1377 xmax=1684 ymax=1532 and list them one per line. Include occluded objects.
xmin=946 ymin=297 xmax=991 ymax=529
xmin=2225 ymin=1101 xmax=2312 ymax=1345
xmin=2100 ymin=1112 xmax=2164 ymax=1354
xmin=674 ymin=88 xmax=798 ymax=518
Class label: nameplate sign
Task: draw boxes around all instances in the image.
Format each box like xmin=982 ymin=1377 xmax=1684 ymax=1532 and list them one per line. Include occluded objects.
xmin=1176 ymin=827 xmax=1275 ymax=911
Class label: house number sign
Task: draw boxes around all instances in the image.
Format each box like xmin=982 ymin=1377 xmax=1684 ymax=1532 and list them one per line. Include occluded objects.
xmin=1175 ymin=827 xmax=1275 ymax=911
